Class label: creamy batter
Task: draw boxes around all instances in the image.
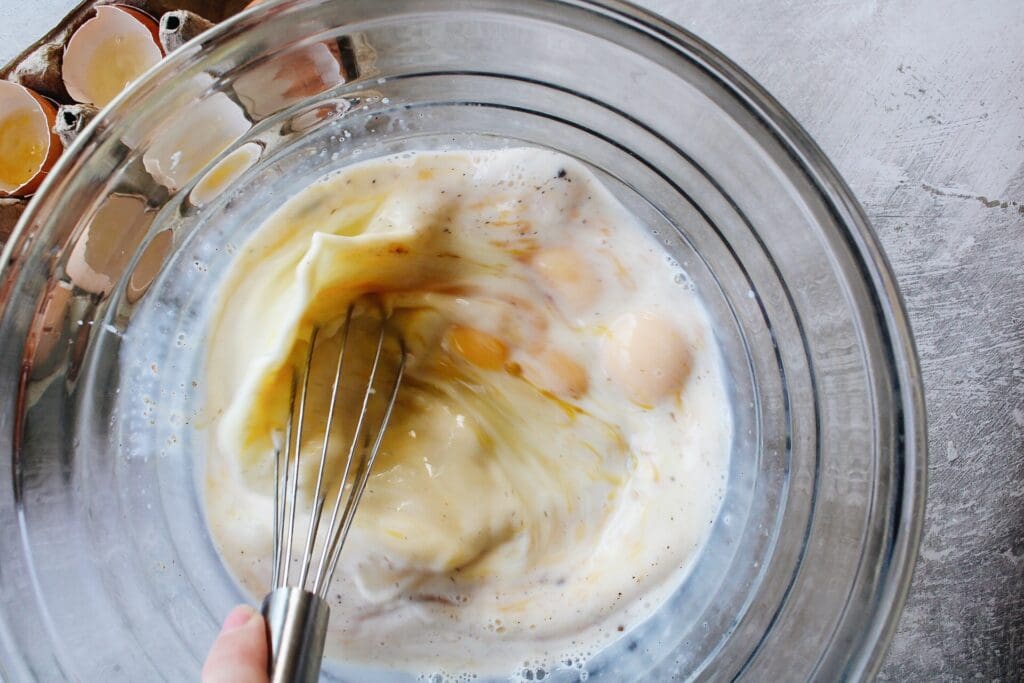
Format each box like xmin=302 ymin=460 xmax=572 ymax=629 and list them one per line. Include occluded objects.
xmin=204 ymin=149 xmax=731 ymax=677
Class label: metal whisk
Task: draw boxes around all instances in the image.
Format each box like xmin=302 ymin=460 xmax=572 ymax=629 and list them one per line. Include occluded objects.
xmin=260 ymin=306 xmax=406 ymax=683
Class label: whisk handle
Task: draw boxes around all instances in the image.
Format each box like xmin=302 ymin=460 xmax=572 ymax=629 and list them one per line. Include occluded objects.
xmin=261 ymin=587 xmax=330 ymax=683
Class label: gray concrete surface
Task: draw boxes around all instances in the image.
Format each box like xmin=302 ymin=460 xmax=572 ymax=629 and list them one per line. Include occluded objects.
xmin=3 ymin=0 xmax=1022 ymax=680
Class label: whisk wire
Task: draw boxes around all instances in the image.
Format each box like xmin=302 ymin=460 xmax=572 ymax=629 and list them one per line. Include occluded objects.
xmin=272 ymin=373 xmax=297 ymax=589
xmin=310 ymin=315 xmax=389 ymax=593
xmin=279 ymin=327 xmax=318 ymax=588
xmin=297 ymin=306 xmax=354 ymax=590
xmin=317 ymin=343 xmax=406 ymax=597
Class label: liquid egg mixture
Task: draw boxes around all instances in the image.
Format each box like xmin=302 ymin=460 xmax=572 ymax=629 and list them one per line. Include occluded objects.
xmin=204 ymin=148 xmax=731 ymax=676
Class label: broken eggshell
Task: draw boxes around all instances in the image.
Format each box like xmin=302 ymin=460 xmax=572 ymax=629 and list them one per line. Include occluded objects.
xmin=24 ymin=279 xmax=74 ymax=372
xmin=62 ymin=5 xmax=164 ymax=109
xmin=119 ymin=71 xmax=211 ymax=149
xmin=232 ymin=41 xmax=345 ymax=121
xmin=233 ymin=0 xmax=344 ymax=120
xmin=0 ymin=80 xmax=63 ymax=198
xmin=110 ymin=69 xmax=252 ymax=193
xmin=189 ymin=141 xmax=261 ymax=207
xmin=141 ymin=90 xmax=251 ymax=192
xmin=65 ymin=193 xmax=154 ymax=296
xmin=126 ymin=228 xmax=173 ymax=303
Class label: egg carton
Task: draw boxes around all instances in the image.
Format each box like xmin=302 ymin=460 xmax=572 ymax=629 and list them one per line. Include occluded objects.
xmin=1 ymin=0 xmax=250 ymax=245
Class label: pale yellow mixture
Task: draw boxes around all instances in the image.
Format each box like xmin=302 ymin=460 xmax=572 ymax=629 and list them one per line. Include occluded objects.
xmin=204 ymin=149 xmax=731 ymax=676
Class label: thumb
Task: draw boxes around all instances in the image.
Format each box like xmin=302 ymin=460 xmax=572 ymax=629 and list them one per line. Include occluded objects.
xmin=202 ymin=605 xmax=269 ymax=683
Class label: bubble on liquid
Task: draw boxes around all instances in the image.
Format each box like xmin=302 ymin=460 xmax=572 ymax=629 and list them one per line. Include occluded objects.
xmin=672 ymin=271 xmax=690 ymax=286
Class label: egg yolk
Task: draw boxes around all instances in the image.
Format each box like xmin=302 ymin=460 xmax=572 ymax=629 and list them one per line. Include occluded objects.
xmin=445 ymin=325 xmax=509 ymax=370
xmin=602 ymin=311 xmax=692 ymax=405
xmin=531 ymin=247 xmax=602 ymax=313
xmin=0 ymin=110 xmax=46 ymax=191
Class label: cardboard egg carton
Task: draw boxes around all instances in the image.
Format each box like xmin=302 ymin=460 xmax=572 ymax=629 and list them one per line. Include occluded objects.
xmin=1 ymin=0 xmax=249 ymax=243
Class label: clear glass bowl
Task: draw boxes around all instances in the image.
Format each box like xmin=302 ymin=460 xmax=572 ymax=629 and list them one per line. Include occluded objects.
xmin=0 ymin=1 xmax=926 ymax=680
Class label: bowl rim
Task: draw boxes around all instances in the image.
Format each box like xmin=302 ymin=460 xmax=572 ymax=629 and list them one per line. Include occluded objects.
xmin=589 ymin=1 xmax=926 ymax=677
xmin=0 ymin=0 xmax=926 ymax=679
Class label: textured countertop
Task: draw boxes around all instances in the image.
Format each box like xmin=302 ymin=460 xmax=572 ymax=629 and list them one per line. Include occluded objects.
xmin=3 ymin=1 xmax=1022 ymax=680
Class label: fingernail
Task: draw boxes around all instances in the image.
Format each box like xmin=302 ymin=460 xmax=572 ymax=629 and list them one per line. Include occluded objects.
xmin=222 ymin=605 xmax=256 ymax=633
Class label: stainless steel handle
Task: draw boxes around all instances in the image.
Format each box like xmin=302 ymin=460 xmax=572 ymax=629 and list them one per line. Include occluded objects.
xmin=261 ymin=587 xmax=330 ymax=683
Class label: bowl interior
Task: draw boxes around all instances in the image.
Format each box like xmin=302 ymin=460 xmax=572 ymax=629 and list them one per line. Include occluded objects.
xmin=0 ymin=1 xmax=923 ymax=681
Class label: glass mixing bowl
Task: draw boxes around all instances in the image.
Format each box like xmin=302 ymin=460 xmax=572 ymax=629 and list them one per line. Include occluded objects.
xmin=0 ymin=1 xmax=926 ymax=680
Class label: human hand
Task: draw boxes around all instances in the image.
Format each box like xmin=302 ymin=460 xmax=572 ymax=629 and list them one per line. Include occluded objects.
xmin=202 ymin=605 xmax=270 ymax=683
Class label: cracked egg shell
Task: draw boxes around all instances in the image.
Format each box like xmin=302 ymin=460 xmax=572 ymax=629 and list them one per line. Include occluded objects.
xmin=62 ymin=5 xmax=164 ymax=108
xmin=190 ymin=142 xmax=261 ymax=207
xmin=141 ymin=91 xmax=251 ymax=192
xmin=233 ymin=0 xmax=343 ymax=120
xmin=0 ymin=81 xmax=63 ymax=198
xmin=66 ymin=193 xmax=153 ymax=296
